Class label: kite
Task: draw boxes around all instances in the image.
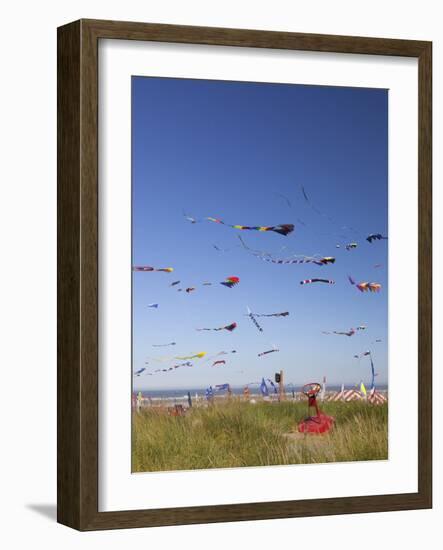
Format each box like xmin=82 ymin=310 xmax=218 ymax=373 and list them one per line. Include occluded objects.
xmin=147 ymin=303 xmax=159 ymax=308
xmin=323 ymin=325 xmax=366 ymax=336
xmin=196 ymin=322 xmax=237 ymax=332
xmin=176 ymin=276 xmax=240 ymax=293
xmin=152 ymin=342 xmax=176 ymax=347
xmin=175 ymin=352 xmax=206 ymax=360
xmin=220 ymin=276 xmax=240 ymax=288
xmin=249 ymin=311 xmax=289 ymax=318
xmin=205 ymin=350 xmax=237 ymax=362
xmin=348 ymin=276 xmax=382 ymax=293
xmin=170 ymin=280 xmax=181 ymax=287
xmin=212 ymin=360 xmax=226 ymax=367
xmin=366 ymin=233 xmax=388 ymax=243
xmin=356 ymin=350 xmax=377 ymax=389
xmin=246 ymin=307 xmax=264 ymax=332
xmin=213 ymin=244 xmax=231 ymax=253
xmin=206 ymin=217 xmax=294 ymax=236
xmin=258 ymin=348 xmax=279 ymax=357
xmin=260 ymin=255 xmax=335 ymax=266
xmin=373 ymin=264 xmax=383 ymax=269
xmin=133 ymin=266 xmax=173 ymax=272
xmin=300 ymin=278 xmax=335 ymax=285
xmin=238 ymin=236 xmax=334 ymax=266
xmin=134 ymin=368 xmax=146 ymax=377
xmin=345 ymin=243 xmax=358 ymax=251
xmin=183 ymin=210 xmax=200 ymax=224
xmin=323 ymin=328 xmax=356 ymax=337
xmin=141 ymin=362 xmax=193 ymax=376
xmin=215 ymin=383 xmax=231 ymax=392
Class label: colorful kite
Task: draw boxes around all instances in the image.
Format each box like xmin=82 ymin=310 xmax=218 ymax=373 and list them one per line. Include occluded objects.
xmin=345 ymin=243 xmax=358 ymax=251
xmin=206 ymin=217 xmax=294 ymax=236
xmin=212 ymin=360 xmax=226 ymax=367
xmin=366 ymin=233 xmax=388 ymax=243
xmin=133 ymin=266 xmax=173 ymax=272
xmin=300 ymin=278 xmax=335 ymax=285
xmin=348 ymin=276 xmax=382 ymax=293
xmin=220 ymin=276 xmax=240 ymax=288
xmin=196 ymin=322 xmax=237 ymax=332
xmin=175 ymin=352 xmax=206 ymax=360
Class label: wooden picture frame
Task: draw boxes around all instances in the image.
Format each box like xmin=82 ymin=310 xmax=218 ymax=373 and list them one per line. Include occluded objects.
xmin=57 ymin=19 xmax=432 ymax=531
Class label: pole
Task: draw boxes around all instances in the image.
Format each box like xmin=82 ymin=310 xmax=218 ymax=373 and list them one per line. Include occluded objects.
xmin=279 ymin=370 xmax=285 ymax=401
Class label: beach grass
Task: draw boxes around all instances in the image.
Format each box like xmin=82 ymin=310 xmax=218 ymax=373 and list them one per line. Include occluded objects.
xmin=132 ymin=400 xmax=388 ymax=472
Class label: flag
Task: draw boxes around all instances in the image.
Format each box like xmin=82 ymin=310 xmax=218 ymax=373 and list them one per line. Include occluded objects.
xmin=360 ymin=381 xmax=367 ymax=396
xmin=215 ymin=383 xmax=230 ymax=392
xmin=260 ymin=378 xmax=269 ymax=396
xmin=205 ymin=386 xmax=214 ymax=400
xmin=267 ymin=379 xmax=278 ymax=394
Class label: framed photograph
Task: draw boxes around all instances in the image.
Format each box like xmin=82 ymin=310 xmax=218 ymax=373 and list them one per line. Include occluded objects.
xmin=57 ymin=19 xmax=432 ymax=530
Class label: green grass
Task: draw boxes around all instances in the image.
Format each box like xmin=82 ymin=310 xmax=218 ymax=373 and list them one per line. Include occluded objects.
xmin=132 ymin=400 xmax=388 ymax=472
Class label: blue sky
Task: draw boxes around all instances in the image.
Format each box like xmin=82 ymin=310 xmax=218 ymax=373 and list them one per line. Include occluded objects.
xmin=132 ymin=76 xmax=388 ymax=391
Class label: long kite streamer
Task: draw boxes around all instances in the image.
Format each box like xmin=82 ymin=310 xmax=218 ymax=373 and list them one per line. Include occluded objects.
xmin=141 ymin=361 xmax=193 ymax=376
xmin=246 ymin=307 xmax=263 ymax=332
xmin=207 ymin=217 xmax=294 ymax=236
xmin=238 ymin=236 xmax=334 ymax=266
xmin=133 ymin=266 xmax=173 ymax=272
xmin=152 ymin=342 xmax=176 ymax=347
xmin=175 ymin=352 xmax=207 ymax=360
xmin=322 ymin=325 xmax=366 ymax=337
xmin=258 ymin=348 xmax=280 ymax=357
xmin=250 ymin=311 xmax=289 ymax=318
xmin=196 ymin=322 xmax=237 ymax=332
xmin=176 ymin=276 xmax=240 ymax=293
xmin=134 ymin=368 xmax=146 ymax=377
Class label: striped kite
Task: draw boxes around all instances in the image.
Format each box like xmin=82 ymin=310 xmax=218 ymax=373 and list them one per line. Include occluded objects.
xmin=300 ymin=278 xmax=335 ymax=285
xmin=207 ymin=217 xmax=294 ymax=236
